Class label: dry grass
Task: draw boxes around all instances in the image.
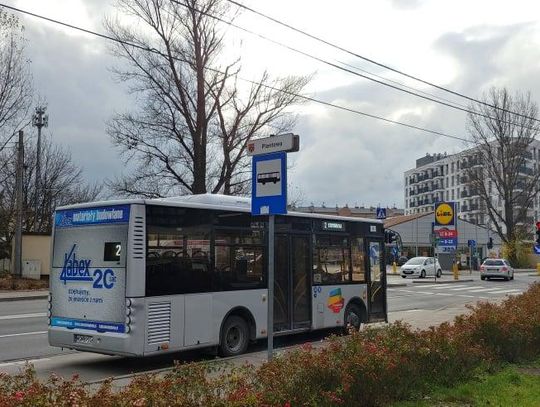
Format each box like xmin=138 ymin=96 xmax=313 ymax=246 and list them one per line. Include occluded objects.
xmin=0 ymin=275 xmax=48 ymax=291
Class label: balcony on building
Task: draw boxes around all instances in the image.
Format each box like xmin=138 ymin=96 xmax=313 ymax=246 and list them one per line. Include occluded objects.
xmin=518 ymin=165 xmax=533 ymax=176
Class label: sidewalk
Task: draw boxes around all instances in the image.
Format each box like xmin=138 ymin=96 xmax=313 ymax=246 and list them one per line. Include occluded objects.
xmin=0 ymin=289 xmax=48 ymax=302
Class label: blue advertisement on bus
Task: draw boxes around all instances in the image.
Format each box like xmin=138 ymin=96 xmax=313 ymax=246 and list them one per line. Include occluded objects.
xmin=55 ymin=205 xmax=130 ymax=228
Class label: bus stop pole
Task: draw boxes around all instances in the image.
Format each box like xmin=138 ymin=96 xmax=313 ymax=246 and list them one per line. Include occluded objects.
xmin=267 ymin=214 xmax=275 ymax=361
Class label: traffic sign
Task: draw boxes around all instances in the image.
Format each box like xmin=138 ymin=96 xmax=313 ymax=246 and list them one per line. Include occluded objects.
xmin=251 ymin=152 xmax=287 ymax=215
xmin=247 ymin=133 xmax=299 ymax=156
xmin=467 ymin=239 xmax=476 ymax=248
xmin=391 ymin=246 xmax=398 ymax=256
xmin=376 ymin=207 xmax=386 ymax=219
xmin=534 ymin=245 xmax=540 ymax=255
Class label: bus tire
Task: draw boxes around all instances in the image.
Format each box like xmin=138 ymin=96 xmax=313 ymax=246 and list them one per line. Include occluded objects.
xmin=219 ymin=316 xmax=249 ymax=357
xmin=344 ymin=303 xmax=364 ymax=333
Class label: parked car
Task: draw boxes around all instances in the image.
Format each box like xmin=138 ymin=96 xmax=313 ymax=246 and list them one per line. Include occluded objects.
xmin=480 ymin=258 xmax=514 ymax=281
xmin=400 ymin=256 xmax=442 ymax=278
xmin=397 ymin=256 xmax=408 ymax=266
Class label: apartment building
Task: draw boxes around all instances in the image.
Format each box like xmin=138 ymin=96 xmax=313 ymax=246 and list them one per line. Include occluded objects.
xmin=404 ymin=142 xmax=540 ymax=227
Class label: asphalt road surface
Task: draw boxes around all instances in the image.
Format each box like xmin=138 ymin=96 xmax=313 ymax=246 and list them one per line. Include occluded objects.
xmin=0 ymin=273 xmax=537 ymax=383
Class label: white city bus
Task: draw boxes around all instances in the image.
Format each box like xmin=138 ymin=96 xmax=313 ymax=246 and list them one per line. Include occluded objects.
xmin=48 ymin=194 xmax=387 ymax=357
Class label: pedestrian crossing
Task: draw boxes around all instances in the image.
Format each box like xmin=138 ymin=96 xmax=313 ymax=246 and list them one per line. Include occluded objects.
xmin=389 ymin=282 xmax=523 ymax=299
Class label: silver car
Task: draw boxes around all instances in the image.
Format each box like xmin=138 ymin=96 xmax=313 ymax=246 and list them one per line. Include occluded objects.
xmin=400 ymin=256 xmax=442 ymax=278
xmin=480 ymin=258 xmax=514 ymax=281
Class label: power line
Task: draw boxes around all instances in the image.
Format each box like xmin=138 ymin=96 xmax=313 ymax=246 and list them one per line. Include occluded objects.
xmin=0 ymin=2 xmax=467 ymax=143
xmin=170 ymin=0 xmax=538 ymax=130
xmin=224 ymin=0 xmax=540 ymax=125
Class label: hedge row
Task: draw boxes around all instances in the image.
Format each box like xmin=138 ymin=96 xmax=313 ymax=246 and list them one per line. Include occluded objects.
xmin=2 ymin=283 xmax=540 ymax=406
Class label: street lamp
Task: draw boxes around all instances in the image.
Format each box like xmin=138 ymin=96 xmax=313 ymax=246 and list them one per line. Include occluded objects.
xmin=32 ymin=106 xmax=48 ymax=232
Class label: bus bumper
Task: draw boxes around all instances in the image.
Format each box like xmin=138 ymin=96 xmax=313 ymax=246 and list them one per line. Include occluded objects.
xmin=48 ymin=326 xmax=143 ymax=357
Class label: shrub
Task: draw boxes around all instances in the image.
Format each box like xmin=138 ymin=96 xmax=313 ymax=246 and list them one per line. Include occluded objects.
xmin=455 ymin=283 xmax=540 ymax=363
xmin=0 ymin=283 xmax=539 ymax=406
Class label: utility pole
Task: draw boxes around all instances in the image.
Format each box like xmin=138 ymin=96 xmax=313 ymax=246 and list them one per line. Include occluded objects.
xmin=12 ymin=130 xmax=24 ymax=279
xmin=32 ymin=106 xmax=48 ymax=232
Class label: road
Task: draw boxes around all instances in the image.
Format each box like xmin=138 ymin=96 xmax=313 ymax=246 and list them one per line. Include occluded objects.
xmin=0 ymin=273 xmax=537 ymax=383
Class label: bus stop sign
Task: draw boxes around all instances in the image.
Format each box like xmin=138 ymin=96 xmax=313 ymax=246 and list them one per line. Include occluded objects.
xmin=251 ymin=152 xmax=287 ymax=215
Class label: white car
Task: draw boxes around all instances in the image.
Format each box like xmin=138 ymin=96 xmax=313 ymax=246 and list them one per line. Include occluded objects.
xmin=480 ymin=258 xmax=514 ymax=281
xmin=401 ymin=256 xmax=442 ymax=278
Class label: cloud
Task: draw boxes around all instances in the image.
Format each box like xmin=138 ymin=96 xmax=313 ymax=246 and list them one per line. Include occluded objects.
xmin=388 ymin=0 xmax=424 ymax=10
xmin=24 ymin=21 xmax=129 ymax=185
xmin=14 ymin=2 xmax=540 ymax=210
xmin=288 ymin=20 xmax=540 ymax=208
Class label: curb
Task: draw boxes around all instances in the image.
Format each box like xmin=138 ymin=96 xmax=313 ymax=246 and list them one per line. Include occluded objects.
xmin=412 ymin=279 xmax=474 ymax=284
xmin=0 ymin=293 xmax=49 ymax=302
xmin=387 ymin=283 xmax=407 ymax=287
xmin=528 ymin=273 xmax=540 ymax=277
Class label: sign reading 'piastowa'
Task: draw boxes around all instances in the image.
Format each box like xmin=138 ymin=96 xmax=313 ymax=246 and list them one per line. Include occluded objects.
xmin=247 ymin=133 xmax=299 ymax=156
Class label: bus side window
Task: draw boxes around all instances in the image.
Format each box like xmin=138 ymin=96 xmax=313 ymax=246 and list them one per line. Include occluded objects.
xmin=351 ymin=238 xmax=366 ymax=282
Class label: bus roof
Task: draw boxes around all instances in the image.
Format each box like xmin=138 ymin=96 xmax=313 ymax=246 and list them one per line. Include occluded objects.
xmin=56 ymin=194 xmax=383 ymax=225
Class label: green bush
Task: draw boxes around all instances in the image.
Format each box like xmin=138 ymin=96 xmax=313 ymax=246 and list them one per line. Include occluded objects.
xmin=0 ymin=283 xmax=539 ymax=406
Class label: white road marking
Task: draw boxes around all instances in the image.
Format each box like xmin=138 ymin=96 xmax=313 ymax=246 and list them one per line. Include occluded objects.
xmin=431 ymin=284 xmax=465 ymax=289
xmin=434 ymin=293 xmax=452 ymax=296
xmin=484 ymin=289 xmax=522 ymax=294
xmin=0 ymin=313 xmax=47 ymax=321
xmin=416 ymin=291 xmax=435 ymax=295
xmin=449 ymin=286 xmax=484 ymax=291
xmin=467 ymin=288 xmax=501 ymax=293
xmin=0 ymin=331 xmax=47 ymax=339
xmin=409 ymin=284 xmax=441 ymax=288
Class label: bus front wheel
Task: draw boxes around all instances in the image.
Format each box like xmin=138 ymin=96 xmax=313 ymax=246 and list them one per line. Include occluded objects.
xmin=219 ymin=316 xmax=249 ymax=357
xmin=344 ymin=303 xmax=364 ymax=333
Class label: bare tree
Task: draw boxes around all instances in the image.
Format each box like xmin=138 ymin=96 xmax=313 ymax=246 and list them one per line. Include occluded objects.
xmin=0 ymin=9 xmax=32 ymax=152
xmin=105 ymin=0 xmax=309 ymax=197
xmin=465 ymin=87 xmax=540 ymax=263
xmin=0 ymin=139 xmax=102 ymax=243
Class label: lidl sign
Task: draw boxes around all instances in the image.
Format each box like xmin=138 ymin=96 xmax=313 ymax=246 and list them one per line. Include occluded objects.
xmin=435 ymin=202 xmax=455 ymax=226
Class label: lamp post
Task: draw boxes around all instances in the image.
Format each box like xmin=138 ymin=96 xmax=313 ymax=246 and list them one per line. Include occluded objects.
xmin=32 ymin=107 xmax=48 ymax=232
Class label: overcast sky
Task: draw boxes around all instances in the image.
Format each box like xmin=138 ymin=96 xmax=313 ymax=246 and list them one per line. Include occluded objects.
xmin=6 ymin=0 xmax=540 ymax=208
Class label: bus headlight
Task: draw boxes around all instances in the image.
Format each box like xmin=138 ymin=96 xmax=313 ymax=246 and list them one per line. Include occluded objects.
xmin=126 ymin=298 xmax=132 ymax=308
xmin=126 ymin=307 xmax=131 ymax=316
xmin=125 ymin=325 xmax=131 ymax=333
xmin=125 ymin=316 xmax=131 ymax=325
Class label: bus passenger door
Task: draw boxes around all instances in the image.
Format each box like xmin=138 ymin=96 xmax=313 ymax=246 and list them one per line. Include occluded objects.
xmin=366 ymin=240 xmax=387 ymax=322
xmin=274 ymin=234 xmax=311 ymax=332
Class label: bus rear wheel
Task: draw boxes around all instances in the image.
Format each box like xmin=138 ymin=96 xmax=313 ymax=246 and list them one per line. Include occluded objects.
xmin=219 ymin=316 xmax=249 ymax=357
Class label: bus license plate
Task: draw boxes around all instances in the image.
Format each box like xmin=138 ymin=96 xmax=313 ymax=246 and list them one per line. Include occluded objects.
xmin=74 ymin=334 xmax=94 ymax=345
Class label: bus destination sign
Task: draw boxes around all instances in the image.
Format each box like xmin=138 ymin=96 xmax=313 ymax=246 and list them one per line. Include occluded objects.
xmin=322 ymin=221 xmax=345 ymax=231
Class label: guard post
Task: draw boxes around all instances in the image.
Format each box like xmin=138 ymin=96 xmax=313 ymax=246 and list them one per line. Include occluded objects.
xmin=248 ymin=133 xmax=299 ymax=361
